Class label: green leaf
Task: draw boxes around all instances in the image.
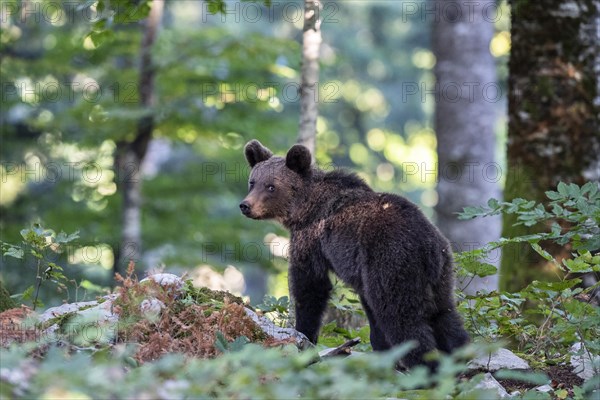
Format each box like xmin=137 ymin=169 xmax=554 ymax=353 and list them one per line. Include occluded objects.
xmin=487 ymin=198 xmax=500 ymax=208
xmin=530 ymin=243 xmax=554 ymax=261
xmin=567 ymin=183 xmax=581 ymax=198
xmin=563 ymin=258 xmax=593 ymax=273
xmin=55 ymin=230 xmax=80 ymax=244
xmin=545 ymin=190 xmax=562 ymax=200
xmin=207 ymin=0 xmax=226 ymax=14
xmin=229 ymin=336 xmax=250 ymax=352
xmin=88 ymin=30 xmax=115 ymax=47
xmin=214 ymin=331 xmax=229 ymax=353
xmin=4 ymin=247 xmax=24 ymax=259
xmin=529 ymin=279 xmax=581 ymax=292
xmin=551 ymin=204 xmax=563 ymax=216
xmin=557 ymin=182 xmax=568 ymax=195
xmin=214 ymin=331 xmax=249 ymax=353
xmin=21 ymin=286 xmax=34 ymax=301
xmin=458 ymin=257 xmax=497 ymax=278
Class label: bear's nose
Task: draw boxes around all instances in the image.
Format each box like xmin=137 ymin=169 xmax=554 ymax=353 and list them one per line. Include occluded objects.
xmin=239 ymin=201 xmax=251 ymax=215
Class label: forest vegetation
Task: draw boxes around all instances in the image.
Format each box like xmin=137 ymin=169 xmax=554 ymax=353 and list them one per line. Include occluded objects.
xmin=0 ymin=0 xmax=598 ymax=398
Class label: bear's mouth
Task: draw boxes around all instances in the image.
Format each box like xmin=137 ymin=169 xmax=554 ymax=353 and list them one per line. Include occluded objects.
xmin=240 ymin=205 xmax=259 ymax=219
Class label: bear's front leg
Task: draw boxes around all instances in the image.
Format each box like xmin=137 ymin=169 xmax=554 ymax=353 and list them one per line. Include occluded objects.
xmin=289 ymin=261 xmax=332 ymax=344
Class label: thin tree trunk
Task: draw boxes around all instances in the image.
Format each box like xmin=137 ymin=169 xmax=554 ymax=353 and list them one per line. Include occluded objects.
xmin=297 ymin=0 xmax=322 ymax=161
xmin=114 ymin=0 xmax=165 ymax=276
xmin=432 ymin=0 xmax=502 ymax=294
xmin=502 ymin=0 xmax=600 ymax=291
xmin=289 ymin=0 xmax=323 ymax=326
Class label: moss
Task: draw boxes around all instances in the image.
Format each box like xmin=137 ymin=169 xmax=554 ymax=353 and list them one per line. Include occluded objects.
xmin=41 ymin=311 xmax=78 ymax=331
xmin=182 ymin=280 xmax=244 ymax=306
xmin=0 ymin=281 xmax=16 ymax=312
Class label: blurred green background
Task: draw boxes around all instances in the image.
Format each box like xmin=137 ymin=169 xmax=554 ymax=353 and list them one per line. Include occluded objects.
xmin=0 ymin=0 xmax=510 ymax=306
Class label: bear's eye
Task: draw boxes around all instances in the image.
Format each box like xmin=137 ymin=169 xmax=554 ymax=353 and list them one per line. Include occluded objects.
xmin=249 ymin=180 xmax=255 ymax=189
xmin=267 ymin=184 xmax=275 ymax=192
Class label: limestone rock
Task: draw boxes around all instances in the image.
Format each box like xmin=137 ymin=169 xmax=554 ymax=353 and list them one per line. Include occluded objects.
xmin=39 ymin=294 xmax=118 ymax=338
xmin=535 ymin=384 xmax=553 ymax=393
xmin=468 ymin=348 xmax=530 ymax=371
xmin=243 ymin=308 xmax=310 ymax=348
xmin=140 ymin=273 xmax=185 ymax=294
xmin=570 ymin=342 xmax=600 ymax=381
xmin=473 ymin=373 xmax=510 ymax=398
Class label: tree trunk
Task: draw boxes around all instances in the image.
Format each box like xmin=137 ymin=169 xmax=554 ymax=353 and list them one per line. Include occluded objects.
xmin=289 ymin=0 xmax=323 ymax=326
xmin=114 ymin=0 xmax=165 ymax=276
xmin=432 ymin=0 xmax=502 ymax=294
xmin=297 ymin=0 xmax=322 ymax=161
xmin=502 ymin=0 xmax=600 ymax=291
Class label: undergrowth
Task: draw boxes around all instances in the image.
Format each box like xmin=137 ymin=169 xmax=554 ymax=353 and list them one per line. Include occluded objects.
xmin=1 ymin=182 xmax=599 ymax=399
xmin=112 ymin=263 xmax=284 ymax=363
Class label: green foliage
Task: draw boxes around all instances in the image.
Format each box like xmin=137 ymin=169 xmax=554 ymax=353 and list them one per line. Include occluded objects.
xmin=318 ymin=322 xmax=372 ymax=351
xmin=460 ymin=181 xmax=600 ymax=251
xmin=2 ymin=341 xmax=507 ymax=399
xmin=456 ymin=182 xmax=599 ymax=373
xmin=0 ymin=0 xmax=448 ymax=306
xmin=255 ymin=294 xmax=290 ymax=326
xmin=214 ymin=331 xmax=250 ymax=353
xmin=1 ymin=223 xmax=79 ymax=309
xmin=2 ymin=183 xmax=599 ymax=398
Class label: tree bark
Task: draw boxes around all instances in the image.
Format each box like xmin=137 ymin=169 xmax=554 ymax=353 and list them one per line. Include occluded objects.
xmin=502 ymin=0 xmax=600 ymax=291
xmin=432 ymin=0 xmax=502 ymax=293
xmin=297 ymin=0 xmax=322 ymax=161
xmin=288 ymin=0 xmax=323 ymax=326
xmin=114 ymin=0 xmax=165 ymax=276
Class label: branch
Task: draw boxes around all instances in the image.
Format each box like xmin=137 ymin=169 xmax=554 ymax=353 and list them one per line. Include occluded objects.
xmin=318 ymin=337 xmax=361 ymax=358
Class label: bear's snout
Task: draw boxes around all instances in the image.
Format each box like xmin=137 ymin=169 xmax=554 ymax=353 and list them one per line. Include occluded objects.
xmin=239 ymin=201 xmax=251 ymax=216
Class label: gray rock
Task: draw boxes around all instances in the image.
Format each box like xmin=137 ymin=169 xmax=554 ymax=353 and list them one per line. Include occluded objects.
xmin=468 ymin=348 xmax=530 ymax=371
xmin=39 ymin=294 xmax=118 ymax=323
xmin=243 ymin=308 xmax=310 ymax=348
xmin=140 ymin=273 xmax=185 ymax=293
xmin=535 ymin=384 xmax=553 ymax=393
xmin=39 ymin=295 xmax=119 ymax=339
xmin=473 ymin=373 xmax=510 ymax=398
xmin=140 ymin=298 xmax=166 ymax=320
xmin=570 ymin=342 xmax=600 ymax=381
xmin=39 ymin=300 xmax=99 ymax=323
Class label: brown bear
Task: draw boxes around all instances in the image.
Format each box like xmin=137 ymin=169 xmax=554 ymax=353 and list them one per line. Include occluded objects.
xmin=240 ymin=140 xmax=469 ymax=368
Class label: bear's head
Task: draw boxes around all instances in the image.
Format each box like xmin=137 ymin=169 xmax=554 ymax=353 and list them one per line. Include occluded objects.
xmin=240 ymin=140 xmax=312 ymax=223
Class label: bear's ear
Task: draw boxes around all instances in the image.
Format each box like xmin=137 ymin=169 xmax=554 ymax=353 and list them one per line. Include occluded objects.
xmin=285 ymin=144 xmax=312 ymax=175
xmin=244 ymin=140 xmax=273 ymax=168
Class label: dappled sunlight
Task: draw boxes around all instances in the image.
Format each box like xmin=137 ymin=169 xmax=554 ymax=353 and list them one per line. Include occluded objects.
xmin=411 ymin=48 xmax=436 ymax=69
xmin=83 ymin=35 xmax=97 ymax=50
xmin=190 ymin=265 xmax=245 ymax=296
xmin=264 ymin=232 xmax=289 ymax=259
xmin=15 ymin=77 xmax=38 ymax=103
xmin=366 ymin=126 xmax=439 ymax=190
xmin=349 ymin=142 xmax=369 ymax=165
xmin=69 ymin=244 xmax=114 ymax=270
xmin=420 ymin=189 xmax=439 ymax=208
xmin=366 ymin=128 xmax=385 ymax=151
xmin=491 ymin=31 xmax=510 ymax=57
xmin=355 ymin=87 xmax=388 ymax=117
xmin=375 ymin=162 xmax=394 ymax=182
xmin=0 ymin=165 xmax=26 ymax=207
xmin=366 ymin=59 xmax=388 ymax=80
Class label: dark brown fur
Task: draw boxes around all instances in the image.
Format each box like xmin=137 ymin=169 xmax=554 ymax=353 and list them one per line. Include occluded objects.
xmin=240 ymin=140 xmax=469 ymax=368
